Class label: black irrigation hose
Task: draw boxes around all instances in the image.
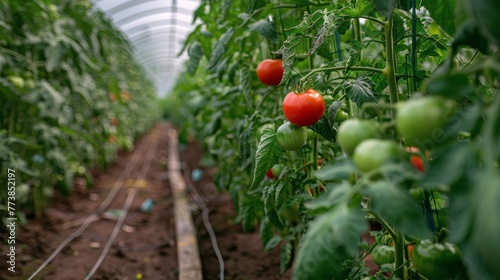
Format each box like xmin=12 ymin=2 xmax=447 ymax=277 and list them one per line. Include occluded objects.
xmin=28 ymin=128 xmax=162 ymax=280
xmin=180 ymin=153 xmax=225 ymax=280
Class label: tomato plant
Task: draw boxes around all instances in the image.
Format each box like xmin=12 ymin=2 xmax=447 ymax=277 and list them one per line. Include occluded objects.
xmin=256 ymin=59 xmax=284 ymax=86
xmin=282 ymin=89 xmax=325 ymax=127
xmin=0 ymin=0 xmax=161 ymax=221
xmin=166 ymin=0 xmax=500 ymax=279
xmin=276 ymin=122 xmax=307 ymax=151
xmin=337 ymin=119 xmax=381 ymax=155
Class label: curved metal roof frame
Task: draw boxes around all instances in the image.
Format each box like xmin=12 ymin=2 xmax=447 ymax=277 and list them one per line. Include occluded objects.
xmin=131 ymin=39 xmax=185 ymax=55
xmin=140 ymin=56 xmax=183 ymax=67
xmin=105 ymin=0 xmax=200 ymax=15
xmin=115 ymin=7 xmax=193 ymax=26
xmin=128 ymin=29 xmax=188 ymax=43
xmin=124 ymin=18 xmax=195 ymax=34
xmin=135 ymin=50 xmax=184 ymax=63
xmin=92 ymin=0 xmax=199 ymax=95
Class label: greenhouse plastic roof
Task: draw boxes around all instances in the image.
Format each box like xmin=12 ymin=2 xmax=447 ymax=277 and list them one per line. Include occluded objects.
xmin=92 ymin=0 xmax=199 ymax=96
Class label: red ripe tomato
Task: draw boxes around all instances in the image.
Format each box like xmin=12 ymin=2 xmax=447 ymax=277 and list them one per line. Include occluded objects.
xmin=256 ymin=59 xmax=283 ymax=86
xmin=266 ymin=168 xmax=275 ymax=179
xmin=408 ymin=244 xmax=414 ymax=259
xmin=406 ymin=147 xmax=427 ymax=172
xmin=282 ymin=89 xmax=325 ymax=126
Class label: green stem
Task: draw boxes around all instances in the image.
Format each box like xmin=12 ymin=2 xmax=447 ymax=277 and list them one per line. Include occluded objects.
xmin=353 ymin=18 xmax=363 ymax=62
xmin=368 ymin=209 xmax=397 ymax=238
xmin=300 ymin=66 xmax=383 ymax=83
xmin=394 ymin=232 xmax=406 ymax=280
xmin=357 ymin=16 xmax=386 ymax=26
xmin=382 ymin=15 xmax=399 ymax=106
xmin=312 ymin=134 xmax=319 ymax=172
xmin=359 ymin=102 xmax=397 ymax=119
xmin=369 ymin=209 xmax=405 ymax=278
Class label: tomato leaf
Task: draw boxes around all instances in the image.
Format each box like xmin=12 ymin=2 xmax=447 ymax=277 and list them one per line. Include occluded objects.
xmin=235 ymin=192 xmax=263 ymax=231
xmin=263 ymin=184 xmax=284 ymax=230
xmin=420 ymin=142 xmax=474 ymax=189
xmin=373 ymin=0 xmax=396 ymax=19
xmin=274 ymin=180 xmax=289 ymax=210
xmin=309 ymin=115 xmax=337 ymax=143
xmin=449 ymin=165 xmax=500 ymax=280
xmin=345 ymin=0 xmax=376 ymax=17
xmin=239 ymin=66 xmax=252 ymax=107
xmin=187 ymin=42 xmax=203 ymax=76
xmin=208 ymin=28 xmax=234 ymax=70
xmin=249 ymin=19 xmax=278 ymax=43
xmin=422 ymin=0 xmax=457 ymax=36
xmin=310 ymin=12 xmax=335 ymax=55
xmin=343 ymin=76 xmax=378 ymax=109
xmin=259 ymin=217 xmax=273 ymax=249
xmin=251 ymin=128 xmax=284 ymax=189
xmin=425 ymin=72 xmax=475 ymax=98
xmin=238 ymin=123 xmax=255 ymax=171
xmin=314 ymin=158 xmax=356 ymax=182
xmin=305 ymin=182 xmax=351 ymax=215
xmin=292 ymin=205 xmax=367 ymax=280
xmin=275 ymin=35 xmax=300 ymax=85
xmin=365 ymin=182 xmax=431 ymax=238
xmin=280 ymin=242 xmax=293 ymax=273
xmin=264 ymin=235 xmax=282 ymax=251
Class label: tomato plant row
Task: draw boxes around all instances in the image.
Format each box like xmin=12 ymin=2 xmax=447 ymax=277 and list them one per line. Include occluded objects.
xmin=0 ymin=0 xmax=161 ymax=220
xmin=165 ymin=0 xmax=499 ymax=279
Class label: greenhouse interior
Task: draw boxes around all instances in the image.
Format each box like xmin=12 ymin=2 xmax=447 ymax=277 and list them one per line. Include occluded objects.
xmin=1 ymin=0 xmax=499 ymax=279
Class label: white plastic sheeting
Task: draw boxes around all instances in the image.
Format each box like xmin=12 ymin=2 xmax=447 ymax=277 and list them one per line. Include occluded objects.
xmin=92 ymin=0 xmax=199 ymax=95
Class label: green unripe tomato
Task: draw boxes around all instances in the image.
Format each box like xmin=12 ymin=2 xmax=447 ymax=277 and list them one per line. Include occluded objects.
xmin=412 ymin=240 xmax=465 ymax=280
xmin=396 ymin=96 xmax=456 ymax=146
xmin=276 ymin=122 xmax=307 ymax=151
xmin=337 ymin=119 xmax=381 ymax=155
xmin=7 ymin=75 xmax=25 ymax=88
xmin=271 ymin=164 xmax=285 ymax=178
xmin=371 ymin=245 xmax=395 ymax=265
xmin=353 ymin=139 xmax=403 ymax=173
xmin=335 ymin=110 xmax=349 ymax=123
xmin=306 ymin=129 xmax=317 ymax=140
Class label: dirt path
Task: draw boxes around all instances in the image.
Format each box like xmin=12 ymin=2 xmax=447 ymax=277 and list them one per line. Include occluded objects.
xmin=1 ymin=123 xmax=292 ymax=280
xmin=1 ymin=123 xmax=177 ymax=280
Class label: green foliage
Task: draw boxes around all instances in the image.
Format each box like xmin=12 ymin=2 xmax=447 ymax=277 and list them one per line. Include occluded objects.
xmin=164 ymin=0 xmax=499 ymax=278
xmin=0 ymin=0 xmax=161 ymax=220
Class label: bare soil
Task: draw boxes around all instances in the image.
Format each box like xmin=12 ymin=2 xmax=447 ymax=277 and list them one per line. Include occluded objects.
xmin=1 ymin=123 xmax=295 ymax=280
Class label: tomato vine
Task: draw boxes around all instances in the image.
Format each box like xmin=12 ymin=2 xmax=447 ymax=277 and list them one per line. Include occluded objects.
xmin=166 ymin=0 xmax=500 ymax=279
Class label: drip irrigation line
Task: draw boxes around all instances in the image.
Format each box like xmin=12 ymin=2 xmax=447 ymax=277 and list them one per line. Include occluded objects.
xmin=80 ymin=232 xmax=174 ymax=251
xmin=180 ymin=153 xmax=225 ymax=280
xmin=86 ymin=129 xmax=161 ymax=279
xmin=28 ymin=128 xmax=161 ymax=280
xmin=85 ymin=187 xmax=137 ymax=280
